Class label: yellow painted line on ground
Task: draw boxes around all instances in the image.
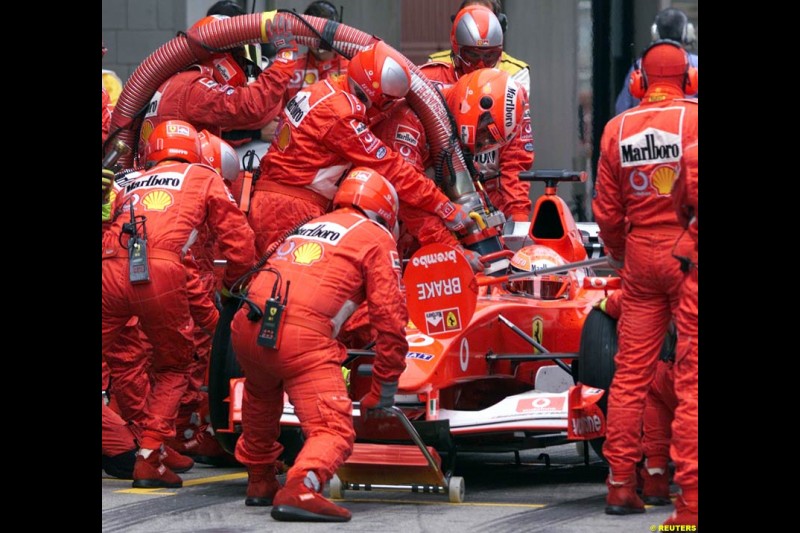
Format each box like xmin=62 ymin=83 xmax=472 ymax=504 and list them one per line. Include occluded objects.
xmin=116 ymin=488 xmax=178 ymax=496
xmin=183 ymin=472 xmax=248 ymax=486
xmin=113 ymin=472 xmax=248 ymax=494
xmin=332 ymin=498 xmax=546 ymax=508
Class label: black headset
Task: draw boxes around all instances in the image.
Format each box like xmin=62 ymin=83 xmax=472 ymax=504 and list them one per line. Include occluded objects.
xmin=304 ymin=1 xmax=342 ymax=22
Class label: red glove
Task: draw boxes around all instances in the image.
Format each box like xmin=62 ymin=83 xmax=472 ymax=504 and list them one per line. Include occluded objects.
xmin=436 ymin=201 xmax=471 ymax=233
xmin=265 ymin=15 xmax=297 ymax=55
xmin=359 ymin=380 xmax=398 ymax=411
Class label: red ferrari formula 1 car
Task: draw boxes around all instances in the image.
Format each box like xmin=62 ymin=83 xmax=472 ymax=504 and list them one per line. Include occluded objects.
xmin=208 ymin=170 xmax=621 ymax=502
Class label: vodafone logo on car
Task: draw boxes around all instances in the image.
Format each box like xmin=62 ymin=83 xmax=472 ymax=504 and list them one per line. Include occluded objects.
xmin=515 ymin=396 xmax=565 ymax=413
xmin=571 ymin=414 xmax=603 ymax=436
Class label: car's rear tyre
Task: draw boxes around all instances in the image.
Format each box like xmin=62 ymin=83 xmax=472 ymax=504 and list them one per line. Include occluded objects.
xmin=208 ymin=299 xmax=245 ymax=454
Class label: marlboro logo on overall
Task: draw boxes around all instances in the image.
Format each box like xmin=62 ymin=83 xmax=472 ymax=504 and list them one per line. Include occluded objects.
xmin=618 ymin=106 xmax=685 ymax=167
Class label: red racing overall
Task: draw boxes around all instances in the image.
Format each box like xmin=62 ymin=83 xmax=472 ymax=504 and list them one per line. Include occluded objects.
xmin=231 ymin=209 xmax=407 ymax=487
xmin=247 ymin=76 xmax=461 ymax=255
xmin=593 ymin=84 xmax=697 ymax=487
xmin=102 ymin=161 xmax=255 ymax=450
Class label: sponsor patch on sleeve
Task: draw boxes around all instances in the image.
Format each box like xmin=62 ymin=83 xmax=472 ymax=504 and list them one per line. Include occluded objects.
xmin=349 ymin=119 xmax=368 ymax=135
xmin=520 ymin=122 xmax=533 ymax=142
xmin=349 ymin=120 xmax=382 ymax=154
xmin=395 ymin=143 xmax=419 ymax=166
xmin=395 ymin=124 xmax=420 ymax=147
xmin=198 ymin=77 xmax=218 ymax=89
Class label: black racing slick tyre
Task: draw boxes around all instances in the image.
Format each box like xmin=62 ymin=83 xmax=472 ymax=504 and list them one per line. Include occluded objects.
xmin=577 ymin=308 xmax=618 ymax=461
xmin=208 ymin=298 xmax=245 ymax=455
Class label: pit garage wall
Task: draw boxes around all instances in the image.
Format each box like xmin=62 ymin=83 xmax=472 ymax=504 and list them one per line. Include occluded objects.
xmin=100 ymin=0 xmax=578 ymax=177
xmin=504 ymin=0 xmax=582 ymax=215
xmin=101 ymin=0 xmax=402 ymax=82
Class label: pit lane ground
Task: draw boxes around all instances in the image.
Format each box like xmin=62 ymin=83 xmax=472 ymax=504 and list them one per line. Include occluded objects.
xmin=102 ymin=443 xmax=685 ymax=532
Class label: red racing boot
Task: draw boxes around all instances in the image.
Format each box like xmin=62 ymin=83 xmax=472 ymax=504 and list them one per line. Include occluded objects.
xmin=663 ymin=487 xmax=698 ymax=527
xmin=131 ymin=448 xmax=183 ymax=488
xmin=605 ymin=473 xmax=646 ymax=515
xmin=172 ymin=425 xmax=238 ymax=466
xmin=245 ymin=462 xmax=283 ymax=506
xmin=160 ymin=444 xmax=195 ymax=473
xmin=641 ymin=465 xmax=671 ymax=505
xmin=271 ymin=471 xmax=351 ymax=522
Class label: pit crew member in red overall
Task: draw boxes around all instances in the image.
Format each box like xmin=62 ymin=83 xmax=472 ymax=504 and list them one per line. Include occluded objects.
xmin=593 ymin=288 xmax=677 ymax=506
xmin=419 ymin=4 xmax=534 ymax=229
xmin=262 ymin=2 xmax=350 ymax=143
xmin=371 ymin=68 xmax=526 ymax=269
xmin=137 ymin=14 xmax=298 ymax=160
xmin=102 ymin=120 xmax=256 ymax=488
xmin=285 ymin=1 xmax=349 ymax=102
xmin=662 ymin=140 xmax=698 ymax=527
xmin=231 ymin=167 xmax=408 ymax=522
xmin=167 ymin=130 xmax=242 ymax=463
xmin=336 ymin=69 xmax=525 ymax=348
xmin=247 ymin=40 xmax=471 ymax=255
xmin=592 ymin=40 xmax=697 ymax=515
xmin=427 ymin=0 xmax=530 ymax=94
xmin=103 ymin=133 xmax=239 ymax=465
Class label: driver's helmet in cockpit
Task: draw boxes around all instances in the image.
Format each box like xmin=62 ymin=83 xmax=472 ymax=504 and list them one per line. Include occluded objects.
xmin=507 ymin=245 xmax=571 ymax=299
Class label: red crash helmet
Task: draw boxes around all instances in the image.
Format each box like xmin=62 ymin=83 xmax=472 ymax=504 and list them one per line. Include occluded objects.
xmin=333 ymin=166 xmax=400 ymax=240
xmin=189 ymin=15 xmax=250 ymax=86
xmin=145 ymin=120 xmax=202 ymax=167
xmin=445 ymin=68 xmax=524 ymax=153
xmin=198 ymin=130 xmax=240 ymax=182
xmin=347 ymin=41 xmax=411 ymax=112
xmin=451 ymin=5 xmax=504 ymax=75
xmin=507 ymin=245 xmax=570 ymax=300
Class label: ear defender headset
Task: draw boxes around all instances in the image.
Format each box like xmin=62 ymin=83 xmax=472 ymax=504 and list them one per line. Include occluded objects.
xmin=628 ymin=39 xmax=697 ymax=99
xmin=305 ymin=0 xmax=342 ymax=22
xmin=650 ymin=8 xmax=696 ymax=46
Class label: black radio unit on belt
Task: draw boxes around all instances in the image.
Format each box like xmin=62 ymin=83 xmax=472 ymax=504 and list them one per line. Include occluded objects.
xmin=121 ymin=200 xmax=151 ymax=284
xmin=257 ymin=275 xmax=291 ymax=350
